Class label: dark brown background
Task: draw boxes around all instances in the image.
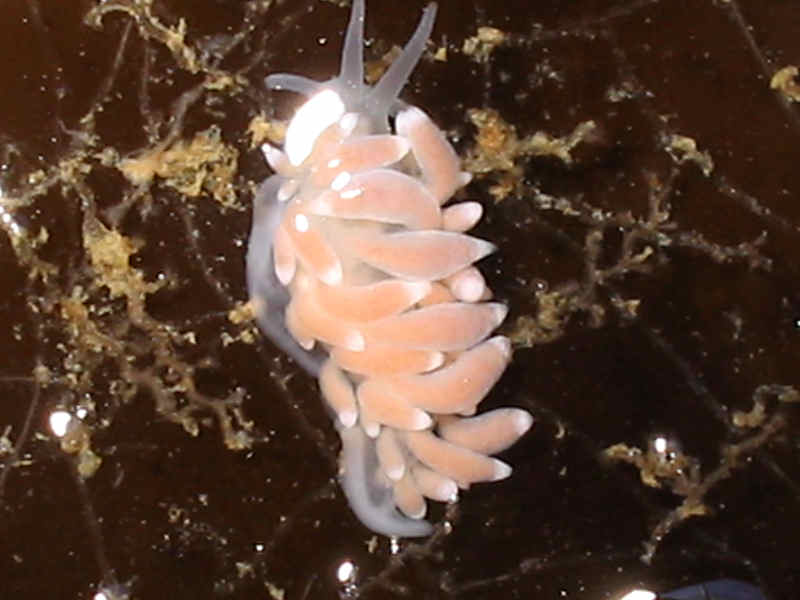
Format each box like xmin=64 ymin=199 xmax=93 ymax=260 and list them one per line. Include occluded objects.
xmin=0 ymin=0 xmax=798 ymax=598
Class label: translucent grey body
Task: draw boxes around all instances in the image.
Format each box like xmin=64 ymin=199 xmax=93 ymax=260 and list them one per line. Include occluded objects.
xmin=662 ymin=579 xmax=767 ymax=600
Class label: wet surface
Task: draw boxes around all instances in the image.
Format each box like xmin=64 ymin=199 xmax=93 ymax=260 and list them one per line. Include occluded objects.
xmin=0 ymin=0 xmax=799 ymax=598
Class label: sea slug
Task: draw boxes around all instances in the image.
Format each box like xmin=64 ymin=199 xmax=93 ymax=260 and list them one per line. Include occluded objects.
xmin=247 ymin=0 xmax=533 ymax=536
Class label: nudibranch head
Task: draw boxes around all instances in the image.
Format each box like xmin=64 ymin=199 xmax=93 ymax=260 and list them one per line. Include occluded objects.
xmin=266 ymin=0 xmax=437 ymax=135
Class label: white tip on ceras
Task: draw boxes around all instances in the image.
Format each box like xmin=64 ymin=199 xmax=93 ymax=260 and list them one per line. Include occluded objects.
xmin=339 ymin=410 xmax=358 ymax=428
xmin=491 ymin=459 xmax=513 ymax=481
xmin=411 ymin=409 xmax=433 ymax=430
xmin=488 ymin=334 xmax=512 ymax=359
xmin=343 ymin=330 xmax=365 ymax=352
xmin=447 ymin=267 xmax=486 ymax=302
xmin=261 ymin=143 xmax=294 ymax=176
xmin=490 ymin=304 xmax=510 ymax=329
xmin=363 ymin=419 xmax=381 ymax=439
xmin=442 ymin=201 xmax=483 ymax=232
xmin=394 ymin=105 xmax=426 ymax=132
xmin=426 ymin=351 xmax=446 ymax=371
xmin=512 ymin=409 xmax=534 ymax=436
xmin=320 ymin=261 xmax=344 ymax=287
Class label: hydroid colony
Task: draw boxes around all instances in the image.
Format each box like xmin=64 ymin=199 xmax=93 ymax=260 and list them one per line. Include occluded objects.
xmin=247 ymin=0 xmax=532 ymax=536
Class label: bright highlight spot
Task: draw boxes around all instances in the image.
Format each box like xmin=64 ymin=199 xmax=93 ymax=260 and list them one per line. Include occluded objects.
xmin=294 ymin=213 xmax=309 ymax=233
xmin=278 ymin=179 xmax=299 ymax=202
xmin=654 ymin=436 xmax=667 ymax=454
xmin=0 ymin=202 xmax=23 ymax=236
xmin=93 ymin=583 xmax=130 ymax=600
xmin=618 ymin=590 xmax=656 ymax=600
xmin=339 ymin=113 xmax=358 ymax=135
xmin=49 ymin=410 xmax=72 ymax=438
xmin=285 ymin=89 xmax=345 ymax=166
xmin=336 ymin=559 xmax=355 ymax=582
xmin=330 ymin=171 xmax=351 ymax=191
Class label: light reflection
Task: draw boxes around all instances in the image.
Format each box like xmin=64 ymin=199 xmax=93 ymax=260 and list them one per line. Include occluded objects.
xmin=277 ymin=179 xmax=299 ymax=202
xmin=49 ymin=410 xmax=73 ymax=438
xmin=336 ymin=559 xmax=355 ymax=583
xmin=294 ymin=213 xmax=309 ymax=233
xmin=93 ymin=583 xmax=131 ymax=600
xmin=330 ymin=171 xmax=351 ymax=191
xmin=653 ymin=436 xmax=667 ymax=454
xmin=0 ymin=184 xmax=23 ymax=237
xmin=339 ymin=113 xmax=358 ymax=135
xmin=618 ymin=590 xmax=656 ymax=600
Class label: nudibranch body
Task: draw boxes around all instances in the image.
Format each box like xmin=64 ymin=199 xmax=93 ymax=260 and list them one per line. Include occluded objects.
xmin=247 ymin=0 xmax=533 ymax=536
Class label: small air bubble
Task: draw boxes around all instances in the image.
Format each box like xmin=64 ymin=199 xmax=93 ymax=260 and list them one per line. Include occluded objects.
xmin=532 ymin=278 xmax=548 ymax=293
xmin=49 ymin=410 xmax=73 ymax=438
xmin=336 ymin=559 xmax=355 ymax=582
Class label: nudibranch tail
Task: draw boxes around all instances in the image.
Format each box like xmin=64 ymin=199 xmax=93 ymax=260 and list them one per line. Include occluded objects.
xmin=248 ymin=0 xmax=533 ymax=537
xmin=339 ymin=424 xmax=434 ymax=537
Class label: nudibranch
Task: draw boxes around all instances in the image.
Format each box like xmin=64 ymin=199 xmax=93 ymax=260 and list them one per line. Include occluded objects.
xmin=247 ymin=0 xmax=533 ymax=536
